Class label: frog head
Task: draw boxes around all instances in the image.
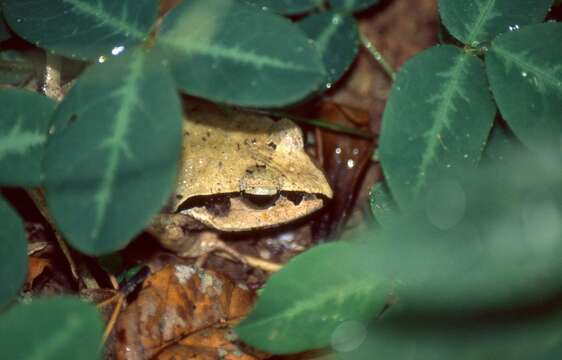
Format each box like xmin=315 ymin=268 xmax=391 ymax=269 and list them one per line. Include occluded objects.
xmin=171 ymin=101 xmax=333 ymax=232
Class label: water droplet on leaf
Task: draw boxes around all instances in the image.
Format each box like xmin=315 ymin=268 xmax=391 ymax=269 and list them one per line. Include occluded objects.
xmin=111 ymin=45 xmax=125 ymax=56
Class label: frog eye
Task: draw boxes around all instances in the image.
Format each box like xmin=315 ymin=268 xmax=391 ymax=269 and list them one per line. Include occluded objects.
xmin=241 ymin=192 xmax=280 ymax=209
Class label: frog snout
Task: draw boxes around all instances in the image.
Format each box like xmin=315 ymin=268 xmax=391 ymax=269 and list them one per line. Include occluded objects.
xmin=240 ymin=166 xmax=280 ymax=196
xmin=239 ymin=168 xmax=280 ymax=208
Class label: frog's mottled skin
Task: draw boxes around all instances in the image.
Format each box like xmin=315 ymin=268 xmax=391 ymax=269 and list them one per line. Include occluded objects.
xmin=152 ymin=101 xmax=332 ymax=259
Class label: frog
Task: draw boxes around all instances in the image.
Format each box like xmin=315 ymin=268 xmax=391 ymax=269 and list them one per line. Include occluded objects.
xmin=149 ymin=100 xmax=333 ymax=268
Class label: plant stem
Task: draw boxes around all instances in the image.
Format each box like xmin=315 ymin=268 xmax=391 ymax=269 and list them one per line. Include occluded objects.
xmin=100 ymin=294 xmax=124 ymax=346
xmin=43 ymin=53 xmax=63 ymax=101
xmin=359 ymin=32 xmax=396 ymax=81
xmin=265 ymin=111 xmax=375 ymax=140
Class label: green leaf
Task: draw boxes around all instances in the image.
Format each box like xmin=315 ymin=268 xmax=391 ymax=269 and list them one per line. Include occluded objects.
xmin=482 ymin=124 xmax=524 ymax=163
xmin=370 ymin=181 xmax=399 ymax=226
xmin=438 ymin=0 xmax=552 ymax=47
xmin=0 ymin=89 xmax=56 ymax=186
xmin=0 ymin=50 xmax=37 ymax=85
xmin=299 ymin=12 xmax=359 ymax=85
xmin=330 ymin=0 xmax=380 ymax=14
xmin=0 ymin=197 xmax=27 ymax=310
xmin=378 ymin=45 xmax=496 ymax=208
xmin=241 ymin=0 xmax=321 ymax=14
xmin=0 ymin=296 xmax=103 ymax=359
xmin=240 ymin=149 xmax=562 ymax=355
xmin=344 ymin=311 xmax=562 ymax=360
xmin=2 ymin=0 xmax=158 ymax=61
xmin=237 ymin=242 xmax=387 ymax=354
xmin=347 ymin=162 xmax=562 ymax=358
xmin=367 ymin=153 xmax=562 ymax=316
xmin=486 ymin=22 xmax=562 ymax=159
xmin=156 ymin=0 xmax=325 ymax=107
xmin=44 ymin=49 xmax=182 ymax=255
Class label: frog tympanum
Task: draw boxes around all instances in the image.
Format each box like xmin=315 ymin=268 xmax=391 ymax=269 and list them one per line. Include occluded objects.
xmin=150 ymin=101 xmax=332 ymax=267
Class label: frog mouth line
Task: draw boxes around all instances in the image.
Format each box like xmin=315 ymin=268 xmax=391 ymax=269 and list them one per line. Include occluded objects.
xmin=177 ymin=192 xmax=327 ymax=232
xmin=177 ymin=191 xmax=319 ymax=214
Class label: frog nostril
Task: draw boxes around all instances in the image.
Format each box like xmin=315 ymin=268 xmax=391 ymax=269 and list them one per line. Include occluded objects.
xmin=241 ymin=192 xmax=280 ymax=209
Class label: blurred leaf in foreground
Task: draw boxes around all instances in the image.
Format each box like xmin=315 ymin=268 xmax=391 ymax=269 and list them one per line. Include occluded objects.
xmin=0 ymin=296 xmax=103 ymax=360
xmin=0 ymin=197 xmax=27 ymax=310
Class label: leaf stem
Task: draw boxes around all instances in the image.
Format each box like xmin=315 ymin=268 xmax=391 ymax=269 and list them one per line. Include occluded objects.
xmin=359 ymin=32 xmax=396 ymax=81
xmin=100 ymin=294 xmax=124 ymax=346
xmin=264 ymin=110 xmax=375 ymax=139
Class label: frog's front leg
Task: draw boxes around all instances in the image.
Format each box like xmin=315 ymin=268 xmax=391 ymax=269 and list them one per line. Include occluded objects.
xmin=149 ymin=214 xmax=282 ymax=271
xmin=149 ymin=214 xmax=247 ymax=267
xmin=184 ymin=231 xmax=249 ymax=268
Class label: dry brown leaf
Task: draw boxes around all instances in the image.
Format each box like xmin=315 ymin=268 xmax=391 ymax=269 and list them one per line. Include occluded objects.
xmin=327 ymin=0 xmax=438 ymax=120
xmin=25 ymin=256 xmax=51 ymax=287
xmin=112 ymin=264 xmax=263 ymax=359
xmin=157 ymin=327 xmax=266 ymax=360
xmin=312 ymin=101 xmax=376 ymax=239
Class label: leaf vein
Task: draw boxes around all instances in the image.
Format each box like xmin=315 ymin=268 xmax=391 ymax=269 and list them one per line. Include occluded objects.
xmin=466 ymin=0 xmax=498 ymax=44
xmin=493 ymin=45 xmax=562 ymax=95
xmin=62 ymin=0 xmax=145 ymax=39
xmin=415 ymin=55 xmax=469 ymax=194
xmin=91 ymin=53 xmax=145 ymax=239
xmin=162 ymin=38 xmax=313 ymax=72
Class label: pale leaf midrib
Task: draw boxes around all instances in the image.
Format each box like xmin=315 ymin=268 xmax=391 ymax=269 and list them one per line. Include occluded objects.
xmin=241 ymin=278 xmax=379 ymax=331
xmin=414 ymin=55 xmax=467 ymax=195
xmin=493 ymin=45 xmax=562 ymax=95
xmin=161 ymin=37 xmax=315 ymax=73
xmin=0 ymin=119 xmax=45 ymax=160
xmin=63 ymin=0 xmax=146 ymax=39
xmin=314 ymin=15 xmax=342 ymax=54
xmin=91 ymin=54 xmax=144 ymax=239
xmin=466 ymin=0 xmax=496 ymax=44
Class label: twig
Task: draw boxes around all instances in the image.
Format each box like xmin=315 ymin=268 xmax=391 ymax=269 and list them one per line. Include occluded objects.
xmin=100 ymin=294 xmax=125 ymax=346
xmin=239 ymin=254 xmax=282 ymax=272
xmin=26 ymin=188 xmax=99 ymax=289
xmin=42 ymin=53 xmax=63 ymax=101
xmin=212 ymin=251 xmax=282 ymax=273
xmin=359 ymin=32 xmax=396 ymax=81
